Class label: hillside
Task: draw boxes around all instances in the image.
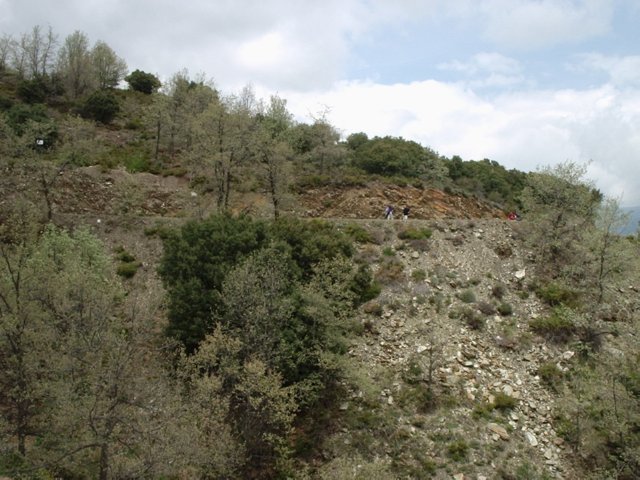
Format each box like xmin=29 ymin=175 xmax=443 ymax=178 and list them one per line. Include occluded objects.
xmin=3 ymin=161 xmax=639 ymax=478
xmin=3 ymin=167 xmax=579 ymax=479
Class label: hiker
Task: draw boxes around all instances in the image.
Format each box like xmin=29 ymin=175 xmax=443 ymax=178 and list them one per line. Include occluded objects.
xmin=402 ymin=206 xmax=410 ymax=221
xmin=507 ymin=211 xmax=517 ymax=221
xmin=384 ymin=205 xmax=394 ymax=220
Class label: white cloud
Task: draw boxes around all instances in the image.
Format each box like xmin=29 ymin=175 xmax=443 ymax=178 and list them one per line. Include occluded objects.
xmin=577 ymin=53 xmax=640 ymax=87
xmin=439 ymin=53 xmax=524 ymax=88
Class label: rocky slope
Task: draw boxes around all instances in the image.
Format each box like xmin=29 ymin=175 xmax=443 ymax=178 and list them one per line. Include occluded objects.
xmin=324 ymin=218 xmax=577 ymax=479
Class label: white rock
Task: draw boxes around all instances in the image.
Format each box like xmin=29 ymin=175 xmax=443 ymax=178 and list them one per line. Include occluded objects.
xmin=525 ymin=431 xmax=538 ymax=447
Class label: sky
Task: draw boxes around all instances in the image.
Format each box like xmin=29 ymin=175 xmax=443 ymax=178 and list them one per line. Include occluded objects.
xmin=2 ymin=0 xmax=640 ymax=206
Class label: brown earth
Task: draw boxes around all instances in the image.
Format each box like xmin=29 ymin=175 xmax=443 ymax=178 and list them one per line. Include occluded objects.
xmin=0 ymin=166 xmax=505 ymax=221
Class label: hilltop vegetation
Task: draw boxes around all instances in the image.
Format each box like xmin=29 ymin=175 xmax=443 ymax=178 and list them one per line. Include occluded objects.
xmin=1 ymin=26 xmax=640 ymax=480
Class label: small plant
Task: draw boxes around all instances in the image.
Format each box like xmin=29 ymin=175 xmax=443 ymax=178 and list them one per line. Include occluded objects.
xmin=447 ymin=439 xmax=469 ymax=461
xmin=382 ymin=246 xmax=395 ymax=256
xmin=492 ymin=283 xmax=507 ymax=299
xmin=535 ymin=282 xmax=580 ymax=307
xmin=362 ymin=301 xmax=383 ymax=317
xmin=530 ymin=306 xmax=577 ymax=343
xmin=375 ymin=259 xmax=405 ymax=285
xmin=538 ymin=362 xmax=564 ymax=391
xmin=458 ymin=289 xmax=476 ymax=304
xmin=116 ymin=261 xmax=141 ymax=279
xmin=411 ymin=269 xmax=427 ymax=281
xmin=114 ymin=246 xmax=141 ymax=279
xmin=344 ymin=223 xmax=375 ymax=244
xmin=497 ymin=302 xmax=513 ymax=316
xmin=460 ymin=307 xmax=485 ymax=330
xmin=398 ymin=227 xmax=432 ymax=240
xmin=476 ymin=301 xmax=496 ymax=315
xmin=492 ymin=392 xmax=517 ymax=411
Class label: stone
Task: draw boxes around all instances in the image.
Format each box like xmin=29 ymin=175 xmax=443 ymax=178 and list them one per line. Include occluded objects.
xmin=515 ymin=268 xmax=526 ymax=280
xmin=453 ymin=474 xmax=465 ymax=480
xmin=411 ymin=251 xmax=420 ymax=259
xmin=417 ymin=345 xmax=428 ymax=354
xmin=339 ymin=402 xmax=349 ymax=411
xmin=488 ymin=423 xmax=510 ymax=440
xmin=525 ymin=430 xmax=538 ymax=447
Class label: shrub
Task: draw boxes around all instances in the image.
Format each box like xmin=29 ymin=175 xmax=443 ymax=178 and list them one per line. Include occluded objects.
xmin=492 ymin=283 xmax=507 ymax=299
xmin=411 ymin=269 xmax=427 ymax=282
xmin=530 ymin=306 xmax=577 ymax=343
xmin=398 ymin=227 xmax=432 ymax=240
xmin=124 ymin=154 xmax=150 ymax=173
xmin=17 ymin=77 xmax=49 ymax=104
xmin=349 ymin=263 xmax=380 ymax=303
xmin=497 ymin=303 xmax=514 ymax=316
xmin=447 ymin=439 xmax=469 ymax=461
xmin=492 ymin=392 xmax=517 ymax=411
xmin=538 ymin=362 xmax=564 ymax=391
xmin=375 ymin=259 xmax=405 ymax=285
xmin=458 ymin=289 xmax=476 ymax=303
xmin=81 ymin=90 xmax=120 ymax=124
xmin=343 ymin=223 xmax=375 ymax=244
xmin=459 ymin=307 xmax=485 ymax=330
xmin=382 ymin=246 xmax=395 ymax=256
xmin=535 ymin=282 xmax=580 ymax=307
xmin=476 ymin=301 xmax=496 ymax=315
xmin=116 ymin=261 xmax=140 ymax=278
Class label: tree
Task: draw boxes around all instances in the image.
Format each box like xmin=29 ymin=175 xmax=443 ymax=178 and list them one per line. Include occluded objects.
xmin=91 ymin=40 xmax=127 ymax=89
xmin=1 ymin=212 xmax=191 ymax=478
xmin=255 ymin=95 xmax=295 ymax=219
xmin=125 ymin=69 xmax=161 ymax=94
xmin=586 ymin=197 xmax=633 ymax=306
xmin=188 ymin=88 xmax=256 ymax=211
xmin=520 ymin=161 xmax=601 ymax=279
xmin=0 ymin=202 xmax=49 ymax=457
xmin=20 ymin=25 xmax=57 ymax=79
xmin=351 ymin=135 xmax=443 ymax=180
xmin=158 ymin=214 xmax=270 ymax=352
xmin=57 ymin=30 xmax=94 ymax=99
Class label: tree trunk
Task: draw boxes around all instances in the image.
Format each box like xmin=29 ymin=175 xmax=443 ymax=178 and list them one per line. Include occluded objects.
xmin=99 ymin=442 xmax=109 ymax=480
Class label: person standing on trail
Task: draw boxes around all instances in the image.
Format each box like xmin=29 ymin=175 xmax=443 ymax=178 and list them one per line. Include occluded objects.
xmin=402 ymin=206 xmax=410 ymax=221
xmin=385 ymin=205 xmax=394 ymax=219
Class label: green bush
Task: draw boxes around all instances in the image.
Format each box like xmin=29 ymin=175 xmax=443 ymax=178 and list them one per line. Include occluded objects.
xmin=458 ymin=289 xmax=476 ymax=303
xmin=343 ymin=223 xmax=375 ymax=244
xmin=411 ymin=269 xmax=427 ymax=281
xmin=124 ymin=154 xmax=150 ymax=173
xmin=497 ymin=302 xmax=514 ymax=316
xmin=530 ymin=306 xmax=577 ymax=343
xmin=535 ymin=282 xmax=580 ymax=307
xmin=538 ymin=362 xmax=564 ymax=391
xmin=492 ymin=392 xmax=517 ymax=411
xmin=125 ymin=69 xmax=161 ymax=94
xmin=81 ymin=90 xmax=120 ymax=124
xmin=447 ymin=439 xmax=469 ymax=461
xmin=116 ymin=261 xmax=140 ymax=278
xmin=398 ymin=227 xmax=432 ymax=240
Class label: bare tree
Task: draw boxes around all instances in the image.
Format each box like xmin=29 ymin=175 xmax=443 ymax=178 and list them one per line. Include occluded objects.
xmin=57 ymin=30 xmax=94 ymax=99
xmin=21 ymin=25 xmax=57 ymax=78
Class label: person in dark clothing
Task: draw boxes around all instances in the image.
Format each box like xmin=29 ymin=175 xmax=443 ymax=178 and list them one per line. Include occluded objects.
xmin=402 ymin=206 xmax=410 ymax=221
